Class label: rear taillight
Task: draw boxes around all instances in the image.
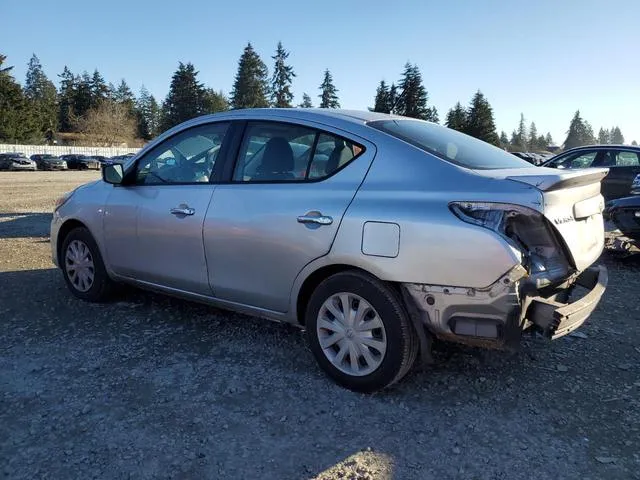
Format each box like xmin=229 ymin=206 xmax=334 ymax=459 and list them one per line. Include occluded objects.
xmin=450 ymin=201 xmax=571 ymax=284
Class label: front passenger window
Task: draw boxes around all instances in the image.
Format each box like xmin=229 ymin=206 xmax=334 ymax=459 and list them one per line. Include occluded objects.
xmin=554 ymin=151 xmax=597 ymax=169
xmin=136 ymin=123 xmax=228 ymax=185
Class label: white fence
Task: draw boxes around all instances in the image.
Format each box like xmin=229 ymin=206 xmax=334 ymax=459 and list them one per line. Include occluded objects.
xmin=0 ymin=144 xmax=141 ymax=158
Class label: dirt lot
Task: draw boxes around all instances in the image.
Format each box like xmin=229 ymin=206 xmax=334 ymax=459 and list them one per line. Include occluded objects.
xmin=1 ymin=171 xmax=639 ymax=479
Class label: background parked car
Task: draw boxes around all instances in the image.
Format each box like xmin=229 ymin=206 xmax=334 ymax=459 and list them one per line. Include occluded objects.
xmin=86 ymin=155 xmax=108 ymax=165
xmin=542 ymin=145 xmax=640 ymax=200
xmin=108 ymin=153 xmax=136 ymax=163
xmin=604 ymin=195 xmax=640 ymax=241
xmin=30 ymin=154 xmax=68 ymax=170
xmin=0 ymin=153 xmax=37 ymax=171
xmin=510 ymin=152 xmax=547 ymax=166
xmin=60 ymin=154 xmax=100 ymax=170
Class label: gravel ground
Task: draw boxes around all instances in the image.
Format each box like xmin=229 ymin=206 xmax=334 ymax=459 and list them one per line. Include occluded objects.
xmin=1 ymin=171 xmax=639 ymax=480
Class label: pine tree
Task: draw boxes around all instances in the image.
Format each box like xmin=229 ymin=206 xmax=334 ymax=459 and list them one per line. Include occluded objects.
xmin=136 ymin=85 xmax=160 ymax=140
xmin=510 ymin=130 xmax=518 ymax=149
xmin=73 ymin=72 xmax=93 ymax=120
xmin=24 ymin=54 xmax=57 ymax=136
xmin=465 ymin=91 xmax=499 ymax=146
xmin=529 ymin=122 xmax=538 ymax=150
xmin=0 ymin=54 xmax=38 ymax=141
xmin=564 ymin=111 xmax=594 ymax=149
xmin=445 ymin=102 xmax=467 ymax=132
xmin=632 ymin=140 xmax=638 ymax=146
xmin=537 ymin=134 xmax=548 ymax=150
xmin=373 ymin=80 xmax=390 ymax=113
xmin=90 ymin=69 xmax=109 ymax=108
xmin=545 ymin=132 xmax=553 ymax=146
xmin=57 ymin=66 xmax=76 ymax=132
xmin=160 ymin=62 xmax=206 ymax=130
xmin=499 ymin=131 xmax=509 ymax=148
xmin=597 ymin=127 xmax=610 ymax=144
xmin=298 ymin=93 xmax=313 ymax=108
xmin=112 ymin=79 xmax=136 ymax=118
xmin=230 ymin=43 xmax=270 ymax=109
xmin=584 ymin=121 xmax=595 ymax=144
xmin=610 ymin=126 xmax=624 ymax=144
xmin=318 ymin=69 xmax=340 ymax=108
xmin=515 ymin=113 xmax=528 ymax=151
xmin=388 ymin=84 xmax=398 ymax=114
xmin=270 ymin=42 xmax=295 ymax=108
xmin=202 ymin=88 xmax=229 ymax=113
xmin=395 ymin=63 xmax=436 ymax=121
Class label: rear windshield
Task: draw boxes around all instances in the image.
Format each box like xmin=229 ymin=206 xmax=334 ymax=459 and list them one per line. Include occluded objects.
xmin=368 ymin=119 xmax=531 ymax=170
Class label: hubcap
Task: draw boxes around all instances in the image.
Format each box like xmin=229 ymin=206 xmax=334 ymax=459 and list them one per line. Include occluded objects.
xmin=65 ymin=240 xmax=95 ymax=293
xmin=316 ymin=292 xmax=387 ymax=376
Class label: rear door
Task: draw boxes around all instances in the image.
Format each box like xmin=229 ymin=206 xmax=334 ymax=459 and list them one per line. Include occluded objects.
xmin=203 ymin=120 xmax=375 ymax=312
xmin=604 ymin=149 xmax=640 ymax=200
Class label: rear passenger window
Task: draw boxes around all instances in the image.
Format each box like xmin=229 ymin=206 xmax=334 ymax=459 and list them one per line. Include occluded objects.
xmin=308 ymin=134 xmax=359 ymax=180
xmin=615 ymin=151 xmax=640 ymax=167
xmin=232 ymin=122 xmax=364 ymax=182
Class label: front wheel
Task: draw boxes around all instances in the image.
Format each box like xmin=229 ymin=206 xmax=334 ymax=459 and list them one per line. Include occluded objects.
xmin=60 ymin=227 xmax=114 ymax=302
xmin=306 ymin=271 xmax=418 ymax=393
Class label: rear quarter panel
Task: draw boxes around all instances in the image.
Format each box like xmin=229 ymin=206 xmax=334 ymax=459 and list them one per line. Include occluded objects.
xmin=291 ymin=141 xmax=544 ymax=309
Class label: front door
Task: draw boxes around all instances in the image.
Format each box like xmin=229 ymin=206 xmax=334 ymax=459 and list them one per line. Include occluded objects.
xmin=103 ymin=121 xmax=230 ymax=295
xmin=203 ymin=120 xmax=375 ymax=312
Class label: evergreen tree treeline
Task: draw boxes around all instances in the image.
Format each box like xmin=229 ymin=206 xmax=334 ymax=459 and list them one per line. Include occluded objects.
xmin=0 ymin=50 xmax=634 ymax=149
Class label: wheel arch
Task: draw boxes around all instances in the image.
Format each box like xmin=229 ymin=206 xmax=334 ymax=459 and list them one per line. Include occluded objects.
xmin=56 ymin=219 xmax=91 ymax=266
xmin=295 ymin=263 xmax=396 ymax=326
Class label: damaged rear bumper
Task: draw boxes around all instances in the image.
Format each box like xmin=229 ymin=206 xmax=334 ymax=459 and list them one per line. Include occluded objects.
xmin=527 ymin=265 xmax=607 ymax=339
xmin=402 ymin=264 xmax=608 ymax=349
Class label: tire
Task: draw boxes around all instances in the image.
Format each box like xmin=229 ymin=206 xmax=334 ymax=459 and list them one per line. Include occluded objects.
xmin=306 ymin=271 xmax=419 ymax=393
xmin=60 ymin=226 xmax=114 ymax=302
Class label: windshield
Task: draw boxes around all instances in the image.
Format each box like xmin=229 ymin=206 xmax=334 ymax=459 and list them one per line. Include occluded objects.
xmin=368 ymin=119 xmax=532 ymax=170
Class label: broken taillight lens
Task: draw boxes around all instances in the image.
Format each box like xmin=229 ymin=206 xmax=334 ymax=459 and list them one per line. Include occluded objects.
xmin=450 ymin=201 xmax=571 ymax=283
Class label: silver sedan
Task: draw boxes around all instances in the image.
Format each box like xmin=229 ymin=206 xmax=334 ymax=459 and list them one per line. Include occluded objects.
xmin=50 ymin=109 xmax=608 ymax=392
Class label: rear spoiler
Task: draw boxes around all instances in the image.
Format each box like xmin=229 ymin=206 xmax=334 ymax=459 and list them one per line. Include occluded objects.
xmin=506 ymin=168 xmax=609 ymax=192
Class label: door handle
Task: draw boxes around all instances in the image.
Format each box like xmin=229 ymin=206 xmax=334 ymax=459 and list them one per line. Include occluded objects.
xmin=297 ymin=213 xmax=333 ymax=225
xmin=170 ymin=206 xmax=195 ymax=216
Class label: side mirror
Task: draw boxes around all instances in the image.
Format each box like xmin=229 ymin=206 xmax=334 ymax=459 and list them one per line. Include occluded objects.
xmin=102 ymin=162 xmax=124 ymax=185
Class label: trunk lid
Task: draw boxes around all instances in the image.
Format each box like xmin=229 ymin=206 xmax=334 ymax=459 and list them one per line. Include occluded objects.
xmin=474 ymin=166 xmax=609 ymax=271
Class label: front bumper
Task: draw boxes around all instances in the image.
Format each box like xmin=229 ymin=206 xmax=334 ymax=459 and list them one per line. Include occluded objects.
xmin=47 ymin=163 xmax=68 ymax=170
xmin=527 ymin=265 xmax=608 ymax=339
xmin=10 ymin=164 xmax=37 ymax=170
xmin=50 ymin=211 xmax=62 ymax=267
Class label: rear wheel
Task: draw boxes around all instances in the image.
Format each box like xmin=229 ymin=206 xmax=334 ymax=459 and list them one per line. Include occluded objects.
xmin=306 ymin=271 xmax=418 ymax=392
xmin=60 ymin=227 xmax=114 ymax=302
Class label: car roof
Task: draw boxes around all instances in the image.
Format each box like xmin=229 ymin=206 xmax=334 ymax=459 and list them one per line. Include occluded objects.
xmin=561 ymin=144 xmax=640 ymax=153
xmin=187 ymin=108 xmax=404 ymax=127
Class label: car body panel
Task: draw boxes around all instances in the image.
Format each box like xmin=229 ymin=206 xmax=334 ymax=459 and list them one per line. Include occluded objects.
xmin=104 ymin=184 xmax=216 ymax=295
xmin=52 ymin=109 xmax=607 ymax=350
xmin=203 ymin=118 xmax=377 ymax=312
xmin=472 ymin=166 xmax=607 ymax=271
